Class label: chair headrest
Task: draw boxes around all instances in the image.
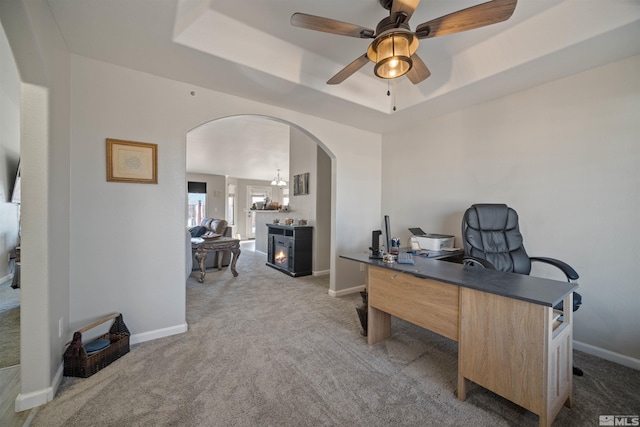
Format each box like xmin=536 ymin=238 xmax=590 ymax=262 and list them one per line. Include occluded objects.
xmin=465 ymin=204 xmax=519 ymax=231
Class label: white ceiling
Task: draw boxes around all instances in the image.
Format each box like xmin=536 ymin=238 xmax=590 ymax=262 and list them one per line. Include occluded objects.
xmin=47 ymin=0 xmax=640 ymax=180
xmin=187 ymin=116 xmax=290 ymax=181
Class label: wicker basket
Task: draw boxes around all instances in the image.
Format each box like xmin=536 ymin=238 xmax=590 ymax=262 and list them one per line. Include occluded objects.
xmin=63 ymin=312 xmax=130 ymax=378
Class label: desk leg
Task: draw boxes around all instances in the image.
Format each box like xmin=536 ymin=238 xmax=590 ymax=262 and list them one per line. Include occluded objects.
xmin=367 ymin=306 xmax=391 ymax=345
xmin=458 ymin=375 xmax=468 ymax=401
xmin=229 ymin=247 xmax=241 ymax=277
xmin=458 ymin=287 xmax=468 ymax=401
xmin=194 ymin=248 xmax=208 ymax=283
xmin=11 ymin=263 xmax=20 ymax=289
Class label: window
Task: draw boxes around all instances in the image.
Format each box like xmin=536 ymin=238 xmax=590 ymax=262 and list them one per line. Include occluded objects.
xmin=187 ymin=181 xmax=207 ymax=227
xmin=247 ymin=186 xmax=272 ymax=208
xmin=246 ymin=186 xmax=272 ymax=238
xmin=227 ymin=184 xmax=236 ymax=226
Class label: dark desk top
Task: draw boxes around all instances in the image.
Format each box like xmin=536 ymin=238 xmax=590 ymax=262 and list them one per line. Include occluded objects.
xmin=340 ymin=252 xmax=578 ymax=308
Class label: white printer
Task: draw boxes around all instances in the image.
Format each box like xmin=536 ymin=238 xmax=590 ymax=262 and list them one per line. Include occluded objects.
xmin=409 ymin=228 xmax=455 ymax=251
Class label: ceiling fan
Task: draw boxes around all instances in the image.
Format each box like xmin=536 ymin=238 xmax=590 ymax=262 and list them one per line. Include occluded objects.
xmin=291 ymin=0 xmax=517 ymax=85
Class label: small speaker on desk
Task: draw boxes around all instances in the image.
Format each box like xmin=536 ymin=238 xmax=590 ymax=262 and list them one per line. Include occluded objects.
xmin=369 ymin=230 xmax=382 ymax=259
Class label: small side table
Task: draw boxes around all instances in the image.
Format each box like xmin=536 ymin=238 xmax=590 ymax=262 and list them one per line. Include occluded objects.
xmin=191 ymin=237 xmax=241 ymax=283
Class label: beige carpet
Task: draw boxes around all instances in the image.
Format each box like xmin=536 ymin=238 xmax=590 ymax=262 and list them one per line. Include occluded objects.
xmin=0 ymin=281 xmax=20 ymax=368
xmin=31 ymin=249 xmax=640 ymax=426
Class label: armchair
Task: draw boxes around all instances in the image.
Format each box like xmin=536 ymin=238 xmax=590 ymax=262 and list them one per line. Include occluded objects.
xmin=461 ymin=203 xmax=583 ymax=375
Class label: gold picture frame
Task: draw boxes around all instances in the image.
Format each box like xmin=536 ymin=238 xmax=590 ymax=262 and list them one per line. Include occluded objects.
xmin=106 ymin=138 xmax=158 ymax=184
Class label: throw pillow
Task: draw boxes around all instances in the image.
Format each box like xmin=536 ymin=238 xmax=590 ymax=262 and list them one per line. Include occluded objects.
xmin=189 ymin=226 xmax=207 ymax=237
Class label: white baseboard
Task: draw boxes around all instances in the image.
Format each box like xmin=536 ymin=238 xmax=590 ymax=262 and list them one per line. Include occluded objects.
xmin=328 ymin=284 xmax=365 ymax=297
xmin=15 ymin=362 xmax=63 ymax=412
xmin=574 ymin=340 xmax=640 ymax=371
xmin=130 ymin=323 xmax=188 ymax=345
xmin=313 ymin=270 xmax=330 ymax=277
xmin=15 ymin=325 xmax=189 ymax=412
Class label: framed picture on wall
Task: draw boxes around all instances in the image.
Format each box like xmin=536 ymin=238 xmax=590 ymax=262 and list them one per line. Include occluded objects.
xmin=293 ymin=172 xmax=309 ymax=196
xmin=106 ymin=138 xmax=158 ymax=184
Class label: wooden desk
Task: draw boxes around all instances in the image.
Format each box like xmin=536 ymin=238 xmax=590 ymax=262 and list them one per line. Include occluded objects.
xmin=192 ymin=237 xmax=241 ymax=283
xmin=341 ymin=253 xmax=577 ymax=427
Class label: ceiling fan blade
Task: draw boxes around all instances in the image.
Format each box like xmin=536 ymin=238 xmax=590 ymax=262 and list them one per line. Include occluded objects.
xmin=291 ymin=13 xmax=375 ymax=38
xmin=327 ymin=54 xmax=370 ymax=85
xmin=391 ymin=0 xmax=421 ymax=23
xmin=406 ymin=54 xmax=431 ymax=84
xmin=415 ymin=0 xmax=517 ymax=39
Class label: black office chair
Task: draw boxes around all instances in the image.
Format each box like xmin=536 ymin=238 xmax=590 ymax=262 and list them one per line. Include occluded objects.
xmin=461 ymin=203 xmax=583 ymax=376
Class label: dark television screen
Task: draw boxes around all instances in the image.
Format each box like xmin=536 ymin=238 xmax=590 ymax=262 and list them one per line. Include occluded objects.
xmin=10 ymin=162 xmax=20 ymax=204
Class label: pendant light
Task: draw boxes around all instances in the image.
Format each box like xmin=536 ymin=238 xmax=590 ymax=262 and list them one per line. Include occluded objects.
xmin=270 ymin=169 xmax=287 ymax=186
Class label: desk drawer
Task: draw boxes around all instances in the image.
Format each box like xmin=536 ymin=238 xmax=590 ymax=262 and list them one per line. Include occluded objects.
xmin=369 ymin=266 xmax=459 ymax=341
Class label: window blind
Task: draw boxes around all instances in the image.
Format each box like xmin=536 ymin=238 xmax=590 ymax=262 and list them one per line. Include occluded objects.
xmin=188 ymin=181 xmax=207 ymax=194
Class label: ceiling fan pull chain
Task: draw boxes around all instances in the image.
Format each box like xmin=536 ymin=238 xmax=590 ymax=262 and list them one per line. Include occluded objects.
xmin=392 ymin=78 xmax=397 ymax=112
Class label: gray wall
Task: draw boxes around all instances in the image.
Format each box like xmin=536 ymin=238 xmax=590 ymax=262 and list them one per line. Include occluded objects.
xmin=315 ymin=145 xmax=331 ymax=273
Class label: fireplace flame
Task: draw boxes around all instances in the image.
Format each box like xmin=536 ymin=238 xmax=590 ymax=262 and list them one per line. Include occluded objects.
xmin=275 ymin=249 xmax=287 ymax=265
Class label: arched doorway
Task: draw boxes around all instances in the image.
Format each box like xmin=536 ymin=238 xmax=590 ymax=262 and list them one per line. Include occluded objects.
xmin=186 ymin=115 xmax=334 ymax=279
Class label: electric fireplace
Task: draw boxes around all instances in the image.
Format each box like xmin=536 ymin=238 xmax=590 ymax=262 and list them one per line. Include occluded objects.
xmin=274 ymin=240 xmax=291 ymax=268
xmin=266 ymin=224 xmax=312 ymax=277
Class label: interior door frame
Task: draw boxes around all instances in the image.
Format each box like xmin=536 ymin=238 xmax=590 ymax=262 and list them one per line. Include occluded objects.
xmin=246 ymin=185 xmax=272 ymax=239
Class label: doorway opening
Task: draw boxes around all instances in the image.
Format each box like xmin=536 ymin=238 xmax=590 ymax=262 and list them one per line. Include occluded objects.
xmin=185 ymin=114 xmax=334 ymax=278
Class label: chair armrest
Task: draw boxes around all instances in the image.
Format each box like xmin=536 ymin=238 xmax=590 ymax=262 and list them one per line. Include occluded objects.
xmin=530 ymin=257 xmax=579 ymax=281
xmin=462 ymin=256 xmax=495 ymax=269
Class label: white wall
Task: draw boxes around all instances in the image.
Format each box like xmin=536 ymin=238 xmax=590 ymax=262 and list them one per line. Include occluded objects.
xmin=381 ymin=55 xmax=640 ymax=364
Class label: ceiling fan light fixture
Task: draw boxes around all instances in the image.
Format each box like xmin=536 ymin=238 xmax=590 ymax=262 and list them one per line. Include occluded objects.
xmin=368 ymin=32 xmax=418 ymax=79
